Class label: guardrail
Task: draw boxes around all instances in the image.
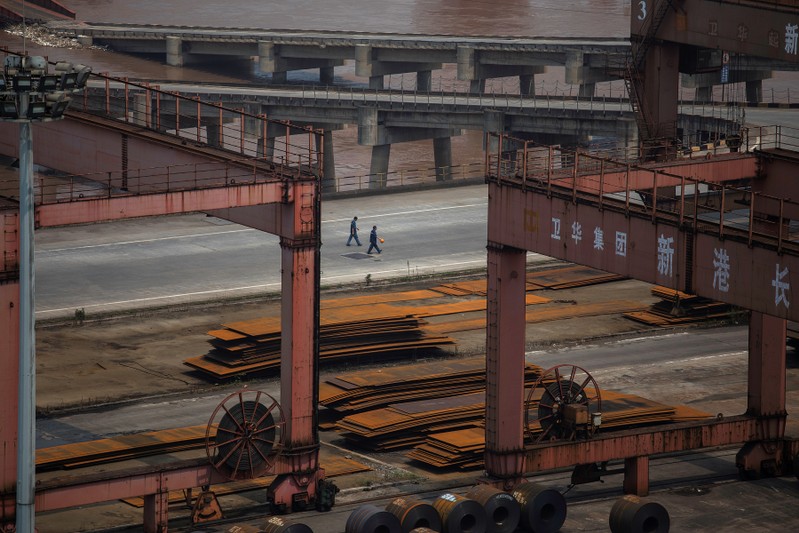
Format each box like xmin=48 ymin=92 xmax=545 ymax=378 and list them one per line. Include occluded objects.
xmin=485 ymin=125 xmax=799 ymax=256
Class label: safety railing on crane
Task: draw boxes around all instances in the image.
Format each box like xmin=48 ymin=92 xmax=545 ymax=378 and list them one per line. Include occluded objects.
xmin=2 ymin=70 xmax=327 ymax=206
xmin=485 ymin=125 xmax=799 ymax=256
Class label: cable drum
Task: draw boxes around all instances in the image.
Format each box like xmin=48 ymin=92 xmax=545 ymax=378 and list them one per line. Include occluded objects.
xmin=465 ymin=485 xmax=520 ymax=533
xmin=346 ymin=503 xmax=402 ymax=533
xmin=433 ymin=493 xmax=487 ymax=533
xmin=608 ymin=495 xmax=670 ymax=533
xmin=511 ymin=482 xmax=567 ymax=533
xmin=386 ymin=496 xmax=442 ymax=533
xmin=262 ymin=515 xmax=315 ymax=533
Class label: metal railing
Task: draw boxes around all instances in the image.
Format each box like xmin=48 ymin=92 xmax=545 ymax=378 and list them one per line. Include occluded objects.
xmin=485 ymin=125 xmax=799 ymax=256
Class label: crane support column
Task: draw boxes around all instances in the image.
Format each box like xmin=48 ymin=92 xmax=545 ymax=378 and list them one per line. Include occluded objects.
xmin=483 ymin=239 xmax=527 ymax=489
xmin=268 ymin=179 xmax=325 ymax=511
xmin=736 ymin=312 xmax=788 ymax=477
xmin=0 ymin=211 xmax=19 ymax=522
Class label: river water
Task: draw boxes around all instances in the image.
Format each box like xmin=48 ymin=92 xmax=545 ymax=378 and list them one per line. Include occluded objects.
xmin=60 ymin=0 xmax=630 ymax=38
xmin=2 ymin=2 xmax=792 ymax=179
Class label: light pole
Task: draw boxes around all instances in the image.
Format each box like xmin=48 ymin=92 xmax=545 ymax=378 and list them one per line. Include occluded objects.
xmin=0 ymin=53 xmax=90 ymax=533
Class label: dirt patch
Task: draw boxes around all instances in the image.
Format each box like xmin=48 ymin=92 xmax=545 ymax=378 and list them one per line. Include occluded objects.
xmin=36 ymin=274 xmax=663 ymax=413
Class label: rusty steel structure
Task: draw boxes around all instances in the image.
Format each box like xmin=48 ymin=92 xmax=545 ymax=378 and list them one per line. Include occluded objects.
xmin=480 ymin=0 xmax=799 ymax=492
xmin=482 ymin=127 xmax=799 ymax=492
xmin=0 ymin=73 xmax=327 ymax=530
xmin=1 ymin=2 xmax=799 ymax=529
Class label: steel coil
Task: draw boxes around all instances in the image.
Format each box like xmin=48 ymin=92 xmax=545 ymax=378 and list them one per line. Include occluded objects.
xmin=226 ymin=525 xmax=262 ymax=533
xmin=262 ymin=515 xmax=314 ymax=533
xmin=511 ymin=482 xmax=567 ymax=533
xmin=466 ymin=485 xmax=520 ymax=533
xmin=433 ymin=493 xmax=487 ymax=533
xmin=409 ymin=529 xmax=440 ymax=533
xmin=609 ymin=495 xmax=670 ymax=533
xmin=346 ymin=503 xmax=403 ymax=533
xmin=386 ymin=496 xmax=443 ymax=533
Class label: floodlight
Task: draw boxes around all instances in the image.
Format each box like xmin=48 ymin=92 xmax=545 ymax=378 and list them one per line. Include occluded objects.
xmin=27 ymin=99 xmax=46 ymax=119
xmin=4 ymin=56 xmax=22 ymax=70
xmin=45 ymin=92 xmax=71 ymax=118
xmin=13 ymin=75 xmax=32 ymax=92
xmin=25 ymin=56 xmax=47 ymax=76
xmin=73 ymin=64 xmax=92 ymax=89
xmin=40 ymin=75 xmax=59 ymax=91
xmin=59 ymin=71 xmax=77 ymax=91
xmin=0 ymin=100 xmax=18 ymax=119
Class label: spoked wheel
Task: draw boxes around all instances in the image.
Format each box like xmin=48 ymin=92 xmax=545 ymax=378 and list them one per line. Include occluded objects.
xmin=206 ymin=388 xmax=285 ymax=480
xmin=525 ymin=364 xmax=601 ymax=443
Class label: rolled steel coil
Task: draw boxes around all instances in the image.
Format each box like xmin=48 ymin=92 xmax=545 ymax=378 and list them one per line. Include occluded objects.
xmin=262 ymin=515 xmax=314 ymax=533
xmin=386 ymin=496 xmax=443 ymax=532
xmin=466 ymin=485 xmax=520 ymax=533
xmin=511 ymin=482 xmax=567 ymax=533
xmin=226 ymin=525 xmax=262 ymax=533
xmin=609 ymin=495 xmax=670 ymax=533
xmin=433 ymin=493 xmax=487 ymax=533
xmin=409 ymin=529 xmax=440 ymax=533
xmin=346 ymin=503 xmax=402 ymax=533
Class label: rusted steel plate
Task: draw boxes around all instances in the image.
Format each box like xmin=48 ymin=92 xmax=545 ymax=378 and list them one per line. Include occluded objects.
xmin=37 ymin=425 xmax=209 ymax=472
xmin=426 ymin=299 xmax=647 ymax=334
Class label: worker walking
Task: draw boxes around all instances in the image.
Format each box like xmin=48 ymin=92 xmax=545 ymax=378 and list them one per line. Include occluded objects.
xmin=347 ymin=216 xmax=362 ymax=246
xmin=367 ymin=225 xmax=382 ymax=254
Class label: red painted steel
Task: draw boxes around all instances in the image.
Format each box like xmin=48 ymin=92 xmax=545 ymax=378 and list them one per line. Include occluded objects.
xmin=0 ymin=212 xmax=18 ymax=508
xmin=0 ymin=75 xmax=324 ymax=528
xmin=484 ymin=243 xmax=528 ymax=487
xmin=485 ymin=134 xmax=798 ymax=488
xmin=623 ymin=456 xmax=650 ymax=497
xmin=524 ymin=416 xmax=761 ymax=470
xmin=633 ymin=0 xmax=799 ymax=63
xmin=35 ymin=182 xmax=287 ymax=227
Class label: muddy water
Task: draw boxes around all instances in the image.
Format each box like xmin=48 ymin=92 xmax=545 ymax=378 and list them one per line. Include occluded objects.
xmin=62 ymin=0 xmax=630 ymax=38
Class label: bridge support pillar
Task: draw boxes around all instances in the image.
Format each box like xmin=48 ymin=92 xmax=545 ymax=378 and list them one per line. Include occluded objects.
xmin=417 ymin=70 xmax=432 ymax=92
xmin=206 ymin=123 xmax=222 ymax=148
xmin=746 ymin=80 xmax=763 ymax=105
xmin=320 ymin=66 xmax=335 ymax=85
xmin=519 ymin=74 xmax=535 ymax=97
xmin=272 ymin=72 xmax=288 ymax=84
xmin=433 ymin=137 xmax=452 ymax=182
xmin=470 ymin=79 xmax=485 ymax=94
xmin=131 ymin=93 xmax=150 ymax=127
xmin=696 ymin=86 xmax=713 ymax=104
xmin=166 ymin=36 xmax=183 ymax=67
xmin=578 ymin=83 xmax=595 ymax=98
xmin=369 ymin=144 xmax=390 ymax=189
xmin=316 ymin=129 xmax=336 ymax=192
xmin=369 ymin=76 xmax=384 ymax=90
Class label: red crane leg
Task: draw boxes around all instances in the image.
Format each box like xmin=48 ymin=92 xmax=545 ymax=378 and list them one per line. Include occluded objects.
xmin=484 ymin=242 xmax=527 ymax=488
xmin=0 ymin=212 xmax=19 ymax=521
xmin=737 ymin=312 xmax=788 ymax=477
xmin=268 ymin=183 xmax=324 ymax=511
xmin=623 ymin=456 xmax=650 ymax=496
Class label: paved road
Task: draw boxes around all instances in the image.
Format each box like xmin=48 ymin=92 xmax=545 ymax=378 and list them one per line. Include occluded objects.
xmin=34 ymin=184 xmax=515 ymax=319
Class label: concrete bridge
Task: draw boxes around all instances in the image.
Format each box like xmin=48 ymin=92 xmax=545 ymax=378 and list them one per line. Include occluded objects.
xmin=46 ymin=22 xmax=793 ymax=102
xmin=82 ymin=79 xmax=741 ymax=191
